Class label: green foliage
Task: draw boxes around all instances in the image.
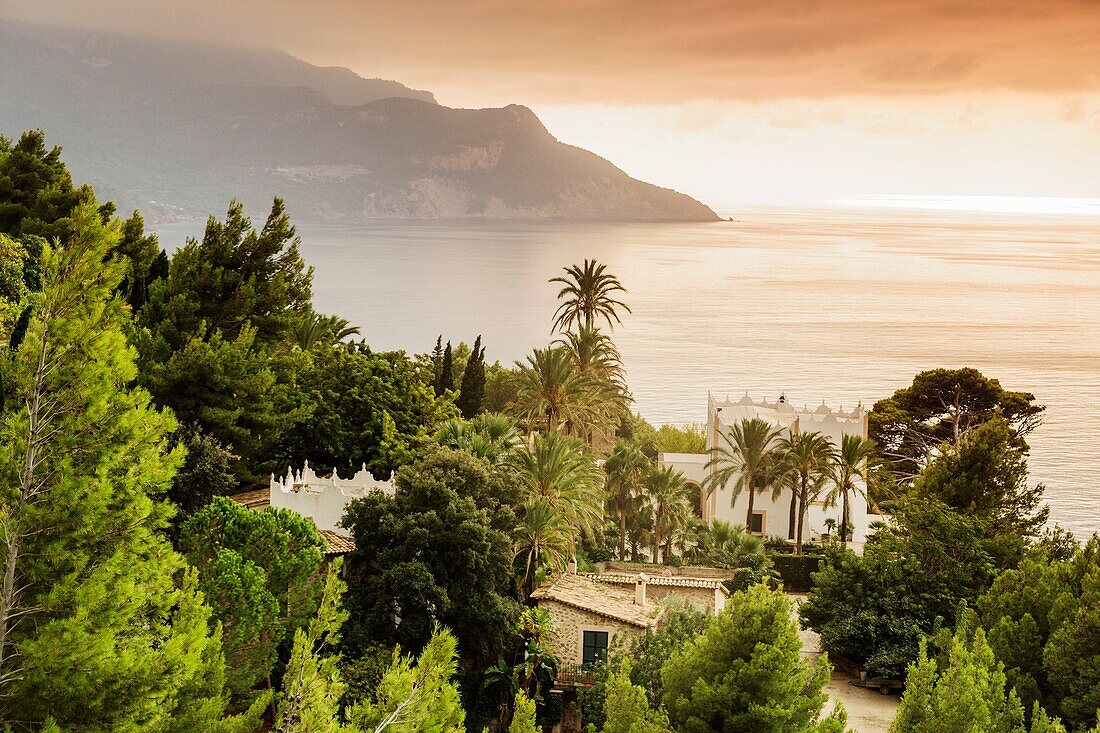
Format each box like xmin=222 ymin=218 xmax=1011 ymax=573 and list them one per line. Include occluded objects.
xmin=436 ymin=341 xmax=455 ymax=396
xmin=772 ymin=554 xmax=824 ymax=593
xmin=198 ymin=549 xmax=283 ymax=698
xmin=801 ymin=499 xmax=995 ymax=678
xmin=181 ymin=497 xmax=327 ymax=636
xmin=0 ymin=130 xmax=94 ymax=240
xmin=347 ymin=626 xmax=466 ymax=733
xmin=911 ymin=418 xmax=1048 ymax=568
xmin=274 ymin=560 xmax=350 ymax=733
xmin=653 ymin=422 xmax=707 ymax=454
xmin=341 ymin=450 xmax=521 ymax=665
xmin=138 ymin=322 xmax=286 ymax=483
xmin=0 ymin=202 xmax=254 ymax=731
xmin=481 ymin=361 xmax=519 ymax=414
xmin=509 ymin=690 xmax=538 ymax=733
xmin=113 ymin=209 xmax=167 ymax=311
xmin=168 ymin=425 xmax=240 ymax=523
xmin=604 ymin=659 xmax=672 ymax=733
xmin=627 ymin=605 xmax=711 ymax=707
xmin=802 ymin=421 xmax=1041 ymax=680
xmin=662 ymin=584 xmax=848 ymax=733
xmin=687 ymin=520 xmax=773 ymax=590
xmin=978 ymin=537 xmax=1100 ymax=731
xmin=0 ymin=234 xmax=30 ymax=341
xmin=278 ymin=343 xmax=456 ymax=479
xmin=870 ymin=367 xmax=1044 ymax=484
xmin=135 ymin=199 xmax=312 ymax=481
xmin=140 ymin=198 xmax=312 ymax=351
xmin=435 ymin=412 xmax=522 ymax=464
xmin=456 ymin=334 xmax=486 ymax=418
xmin=889 ymin=619 xmax=1028 ymax=733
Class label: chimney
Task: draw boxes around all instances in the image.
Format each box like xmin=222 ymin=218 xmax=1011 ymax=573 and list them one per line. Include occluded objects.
xmin=635 ymin=573 xmax=648 ymax=606
xmin=567 ymin=557 xmax=577 ymax=575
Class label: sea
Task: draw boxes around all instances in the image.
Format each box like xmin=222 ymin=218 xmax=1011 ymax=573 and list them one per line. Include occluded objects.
xmin=155 ymin=203 xmax=1100 ymax=538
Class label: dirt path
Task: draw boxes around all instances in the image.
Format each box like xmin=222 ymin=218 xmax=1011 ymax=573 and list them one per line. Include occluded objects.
xmin=790 ymin=595 xmax=899 ymax=733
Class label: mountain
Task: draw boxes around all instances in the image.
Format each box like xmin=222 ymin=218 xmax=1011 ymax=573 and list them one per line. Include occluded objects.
xmin=0 ymin=22 xmax=718 ymax=223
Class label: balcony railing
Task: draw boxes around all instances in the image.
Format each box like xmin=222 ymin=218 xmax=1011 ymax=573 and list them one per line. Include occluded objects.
xmin=555 ymin=662 xmax=598 ymax=686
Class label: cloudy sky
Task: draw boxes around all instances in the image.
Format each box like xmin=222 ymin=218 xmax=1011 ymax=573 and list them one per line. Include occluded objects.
xmin=6 ymin=0 xmax=1100 ymax=209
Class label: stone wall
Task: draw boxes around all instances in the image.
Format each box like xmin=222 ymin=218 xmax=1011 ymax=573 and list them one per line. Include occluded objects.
xmin=643 ymin=583 xmax=721 ymax=614
xmin=538 ymin=599 xmax=647 ymax=667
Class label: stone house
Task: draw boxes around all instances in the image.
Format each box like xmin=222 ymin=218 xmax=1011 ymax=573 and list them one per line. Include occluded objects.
xmin=531 ymin=565 xmax=730 ymax=668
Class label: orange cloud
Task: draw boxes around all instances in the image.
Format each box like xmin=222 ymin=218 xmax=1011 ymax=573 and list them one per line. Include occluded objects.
xmin=2 ymin=0 xmax=1098 ymax=105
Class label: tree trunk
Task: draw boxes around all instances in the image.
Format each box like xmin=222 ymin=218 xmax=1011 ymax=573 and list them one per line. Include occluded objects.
xmin=0 ymin=321 xmax=52 ymax=687
xmin=618 ymin=514 xmax=627 ymax=560
xmin=841 ymin=490 xmax=850 ymax=544
xmin=745 ymin=484 xmax=757 ymax=531
xmin=787 ymin=487 xmax=798 ymax=540
xmin=795 ymin=478 xmax=807 ymax=555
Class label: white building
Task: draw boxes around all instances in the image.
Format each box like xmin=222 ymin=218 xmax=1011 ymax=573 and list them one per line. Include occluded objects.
xmin=268 ymin=461 xmax=395 ymax=536
xmin=661 ymin=393 xmax=873 ymax=545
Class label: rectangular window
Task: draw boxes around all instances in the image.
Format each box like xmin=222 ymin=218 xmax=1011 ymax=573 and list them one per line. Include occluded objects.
xmin=582 ymin=630 xmax=609 ymax=665
xmin=749 ymin=511 xmax=765 ymax=534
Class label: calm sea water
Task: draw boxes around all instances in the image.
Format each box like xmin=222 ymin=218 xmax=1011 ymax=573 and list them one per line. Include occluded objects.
xmin=156 ymin=206 xmax=1100 ymax=537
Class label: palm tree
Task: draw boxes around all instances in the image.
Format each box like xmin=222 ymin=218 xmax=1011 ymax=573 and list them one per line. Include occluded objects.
xmin=779 ymin=431 xmax=834 ymax=555
xmin=555 ymin=324 xmax=627 ymax=390
xmin=704 ymin=417 xmax=786 ymax=530
xmin=644 ymin=465 xmax=691 ymax=563
xmin=691 ymin=520 xmax=772 ymax=590
xmin=549 ymin=259 xmax=632 ymax=333
xmin=508 ymin=431 xmax=604 ymax=541
xmin=435 ymin=412 xmax=522 ymax=463
xmin=826 ymin=434 xmax=879 ymax=543
xmin=513 ymin=498 xmax=574 ymax=599
xmin=603 ymin=440 xmax=650 ymax=560
xmin=510 ymin=347 xmax=620 ymax=441
xmin=291 ymin=312 xmax=360 ymax=350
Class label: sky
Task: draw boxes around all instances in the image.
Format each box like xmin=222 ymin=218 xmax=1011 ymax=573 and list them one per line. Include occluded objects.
xmin=5 ymin=0 xmax=1100 ymax=209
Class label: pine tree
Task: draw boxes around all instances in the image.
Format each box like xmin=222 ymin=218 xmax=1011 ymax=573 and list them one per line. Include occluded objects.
xmin=604 ymin=659 xmax=672 ymax=733
xmin=662 ymin=584 xmax=849 ymax=733
xmin=274 ymin=560 xmax=349 ymax=733
xmin=456 ymin=335 xmax=485 ymax=419
xmin=347 ymin=625 xmax=466 ymax=732
xmin=889 ymin=615 xmax=1028 ymax=733
xmin=0 ymin=202 xmax=259 ymax=730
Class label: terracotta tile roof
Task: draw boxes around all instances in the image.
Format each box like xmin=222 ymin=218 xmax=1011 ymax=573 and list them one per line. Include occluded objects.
xmin=581 ymin=572 xmax=730 ymax=596
xmin=227 ymin=489 xmax=270 ymax=509
xmin=319 ymin=530 xmax=355 ymax=555
xmin=531 ymin=573 xmax=658 ymax=628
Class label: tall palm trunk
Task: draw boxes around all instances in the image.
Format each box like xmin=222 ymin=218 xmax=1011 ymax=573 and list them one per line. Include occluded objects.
xmin=787 ymin=489 xmax=798 ymax=540
xmin=840 ymin=489 xmax=850 ymax=543
xmin=795 ymin=477 xmax=808 ymax=556
xmin=745 ymin=483 xmax=757 ymax=531
xmin=618 ymin=514 xmax=627 ymax=560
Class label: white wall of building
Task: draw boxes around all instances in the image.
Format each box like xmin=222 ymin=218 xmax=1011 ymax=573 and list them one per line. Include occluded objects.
xmin=269 ymin=462 xmax=395 ymax=534
xmin=661 ymin=392 xmax=873 ymax=546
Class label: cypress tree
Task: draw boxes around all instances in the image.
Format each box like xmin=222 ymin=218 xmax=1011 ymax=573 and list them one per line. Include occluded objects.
xmin=431 ymin=335 xmax=444 ymax=396
xmin=0 ymin=202 xmax=260 ymax=731
xmin=456 ymin=334 xmax=485 ymax=419
xmin=439 ymin=341 xmax=455 ymax=395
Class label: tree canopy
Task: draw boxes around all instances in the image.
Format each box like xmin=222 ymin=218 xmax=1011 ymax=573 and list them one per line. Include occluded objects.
xmin=870 ymin=368 xmax=1043 ymax=483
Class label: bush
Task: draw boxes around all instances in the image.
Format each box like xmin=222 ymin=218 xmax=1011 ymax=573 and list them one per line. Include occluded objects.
xmin=773 ymin=554 xmax=823 ymax=592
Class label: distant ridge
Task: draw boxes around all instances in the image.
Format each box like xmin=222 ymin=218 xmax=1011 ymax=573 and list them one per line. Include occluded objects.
xmin=0 ymin=22 xmax=719 ymax=223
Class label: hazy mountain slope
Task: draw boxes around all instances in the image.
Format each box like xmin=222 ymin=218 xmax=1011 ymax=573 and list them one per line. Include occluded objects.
xmin=0 ymin=22 xmax=718 ymax=222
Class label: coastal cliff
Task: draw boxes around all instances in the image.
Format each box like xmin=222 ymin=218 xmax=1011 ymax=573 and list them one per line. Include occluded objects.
xmin=0 ymin=23 xmax=719 ymax=223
